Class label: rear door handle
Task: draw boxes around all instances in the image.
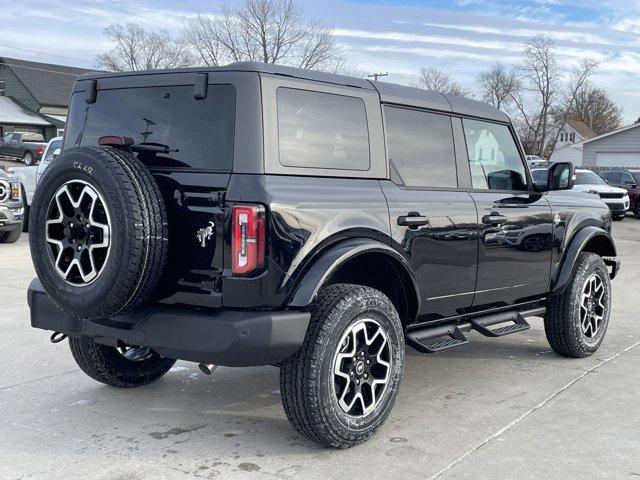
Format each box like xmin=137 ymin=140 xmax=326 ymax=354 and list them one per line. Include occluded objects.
xmin=482 ymin=213 xmax=508 ymax=226
xmin=397 ymin=213 xmax=430 ymax=228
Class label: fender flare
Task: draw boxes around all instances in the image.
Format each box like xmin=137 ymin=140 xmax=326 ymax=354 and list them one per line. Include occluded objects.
xmin=551 ymin=226 xmax=617 ymax=295
xmin=287 ymin=238 xmax=420 ymax=312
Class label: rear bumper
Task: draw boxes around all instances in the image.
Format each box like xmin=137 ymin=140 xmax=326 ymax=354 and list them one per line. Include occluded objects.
xmin=27 ymin=279 xmax=310 ymax=367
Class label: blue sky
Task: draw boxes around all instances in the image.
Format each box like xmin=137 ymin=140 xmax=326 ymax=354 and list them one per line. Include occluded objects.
xmin=1 ymin=0 xmax=639 ymax=121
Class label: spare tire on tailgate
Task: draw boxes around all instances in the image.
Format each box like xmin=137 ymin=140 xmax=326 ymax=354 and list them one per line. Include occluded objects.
xmin=29 ymin=147 xmax=168 ymax=320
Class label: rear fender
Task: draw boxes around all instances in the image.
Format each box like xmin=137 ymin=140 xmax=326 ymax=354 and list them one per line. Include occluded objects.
xmin=287 ymin=238 xmax=420 ymax=313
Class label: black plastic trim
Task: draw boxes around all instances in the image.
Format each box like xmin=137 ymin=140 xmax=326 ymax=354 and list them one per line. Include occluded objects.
xmin=28 ymin=279 xmax=310 ymax=367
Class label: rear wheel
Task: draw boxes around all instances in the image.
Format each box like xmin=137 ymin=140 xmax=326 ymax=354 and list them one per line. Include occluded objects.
xmin=69 ymin=336 xmax=175 ymax=388
xmin=545 ymin=253 xmax=611 ymax=358
xmin=23 ymin=152 xmax=34 ymax=166
xmin=280 ymin=284 xmax=404 ymax=448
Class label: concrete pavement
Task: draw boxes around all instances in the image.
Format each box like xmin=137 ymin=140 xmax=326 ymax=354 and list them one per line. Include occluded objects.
xmin=1 ymin=220 xmax=639 ymax=479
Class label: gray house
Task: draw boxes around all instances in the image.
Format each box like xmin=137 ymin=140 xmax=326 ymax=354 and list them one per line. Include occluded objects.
xmin=0 ymin=57 xmax=94 ymax=139
xmin=582 ymin=123 xmax=640 ymax=169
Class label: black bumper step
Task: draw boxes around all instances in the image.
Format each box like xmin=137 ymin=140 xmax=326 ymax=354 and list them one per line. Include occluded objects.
xmin=405 ymin=324 xmax=469 ymax=354
xmin=470 ymin=312 xmax=530 ymax=337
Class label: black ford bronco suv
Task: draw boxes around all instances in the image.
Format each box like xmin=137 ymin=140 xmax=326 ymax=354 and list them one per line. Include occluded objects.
xmin=28 ymin=63 xmax=620 ymax=448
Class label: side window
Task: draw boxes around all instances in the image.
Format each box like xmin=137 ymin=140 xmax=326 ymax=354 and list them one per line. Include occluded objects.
xmin=463 ymin=119 xmax=528 ymax=191
xmin=277 ymin=88 xmax=370 ymax=171
xmin=384 ymin=107 xmax=457 ymax=188
xmin=609 ymin=172 xmax=623 ymax=185
xmin=600 ymin=172 xmax=610 ymax=182
xmin=622 ymin=172 xmax=635 ymax=185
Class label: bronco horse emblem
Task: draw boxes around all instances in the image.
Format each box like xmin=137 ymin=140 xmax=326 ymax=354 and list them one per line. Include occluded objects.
xmin=196 ymin=221 xmax=215 ymax=247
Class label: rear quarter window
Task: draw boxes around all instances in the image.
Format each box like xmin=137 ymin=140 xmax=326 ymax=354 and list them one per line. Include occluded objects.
xmin=276 ymin=88 xmax=370 ymax=171
xmin=66 ymin=84 xmax=236 ymax=171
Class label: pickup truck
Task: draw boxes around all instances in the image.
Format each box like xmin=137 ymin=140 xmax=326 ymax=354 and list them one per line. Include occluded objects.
xmin=8 ymin=136 xmax=63 ymax=231
xmin=0 ymin=132 xmax=47 ymax=165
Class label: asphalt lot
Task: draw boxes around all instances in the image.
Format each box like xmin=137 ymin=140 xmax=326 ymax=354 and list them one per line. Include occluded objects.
xmin=1 ymin=220 xmax=639 ymax=480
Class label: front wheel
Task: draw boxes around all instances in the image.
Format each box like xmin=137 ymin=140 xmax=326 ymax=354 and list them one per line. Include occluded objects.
xmin=280 ymin=284 xmax=405 ymax=448
xmin=69 ymin=336 xmax=176 ymax=388
xmin=0 ymin=228 xmax=22 ymax=243
xmin=23 ymin=152 xmax=34 ymax=166
xmin=545 ymin=253 xmax=611 ymax=358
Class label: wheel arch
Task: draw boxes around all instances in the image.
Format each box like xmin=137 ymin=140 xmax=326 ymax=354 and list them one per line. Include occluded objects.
xmin=551 ymin=226 xmax=618 ymax=295
xmin=287 ymin=238 xmax=420 ymax=328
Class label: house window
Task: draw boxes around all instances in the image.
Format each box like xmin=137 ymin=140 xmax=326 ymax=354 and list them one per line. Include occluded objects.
xmin=569 ymin=132 xmax=575 ymax=142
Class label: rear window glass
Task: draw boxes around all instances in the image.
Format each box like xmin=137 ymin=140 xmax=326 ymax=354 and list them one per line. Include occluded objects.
xmin=277 ymin=88 xmax=370 ymax=170
xmin=66 ymin=85 xmax=235 ymax=171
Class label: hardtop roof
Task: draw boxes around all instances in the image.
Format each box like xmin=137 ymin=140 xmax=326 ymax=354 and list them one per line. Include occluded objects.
xmin=77 ymin=61 xmax=509 ymax=123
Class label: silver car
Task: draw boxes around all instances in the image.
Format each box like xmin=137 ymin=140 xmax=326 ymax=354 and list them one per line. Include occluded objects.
xmin=0 ymin=169 xmax=24 ymax=243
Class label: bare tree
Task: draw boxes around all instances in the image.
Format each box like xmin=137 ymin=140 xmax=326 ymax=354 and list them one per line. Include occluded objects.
xmin=411 ymin=67 xmax=471 ymax=97
xmin=182 ymin=0 xmax=344 ymax=71
xmin=96 ymin=24 xmax=194 ymax=72
xmin=508 ymin=36 xmax=597 ymax=157
xmin=567 ymin=84 xmax=622 ymax=135
xmin=476 ymin=63 xmax=519 ymax=109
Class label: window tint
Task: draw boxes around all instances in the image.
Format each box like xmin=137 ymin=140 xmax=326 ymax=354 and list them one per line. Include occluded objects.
xmin=575 ymin=171 xmax=606 ymax=185
xmin=277 ymin=88 xmax=369 ymax=170
xmin=384 ymin=106 xmax=457 ymax=188
xmin=599 ymin=171 xmax=611 ymax=181
xmin=622 ymin=172 xmax=635 ymax=184
xmin=532 ymin=169 xmax=548 ymax=183
xmin=70 ymin=85 xmax=236 ymax=170
xmin=463 ymin=119 xmax=527 ymax=191
xmin=608 ymin=172 xmax=622 ymax=184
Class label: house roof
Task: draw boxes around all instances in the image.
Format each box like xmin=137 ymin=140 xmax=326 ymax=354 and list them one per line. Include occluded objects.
xmin=0 ymin=96 xmax=51 ymax=126
xmin=584 ymin=122 xmax=640 ymax=144
xmin=0 ymin=57 xmax=94 ymax=107
xmin=567 ymin=119 xmax=596 ymax=140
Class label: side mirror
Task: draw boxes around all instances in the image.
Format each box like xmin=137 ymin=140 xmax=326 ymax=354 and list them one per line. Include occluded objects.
xmin=548 ymin=162 xmax=575 ymax=191
xmin=52 ymin=148 xmax=61 ymax=159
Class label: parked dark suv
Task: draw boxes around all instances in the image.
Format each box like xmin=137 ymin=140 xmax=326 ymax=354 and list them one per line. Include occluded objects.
xmin=27 ymin=63 xmax=620 ymax=448
xmin=600 ymin=170 xmax=640 ymax=217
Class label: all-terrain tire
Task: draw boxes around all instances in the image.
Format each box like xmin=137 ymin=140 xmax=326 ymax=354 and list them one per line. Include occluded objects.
xmin=29 ymin=147 xmax=168 ymax=320
xmin=23 ymin=152 xmax=34 ymax=166
xmin=69 ymin=336 xmax=175 ymax=388
xmin=545 ymin=252 xmax=611 ymax=358
xmin=0 ymin=228 xmax=22 ymax=243
xmin=280 ymin=284 xmax=404 ymax=448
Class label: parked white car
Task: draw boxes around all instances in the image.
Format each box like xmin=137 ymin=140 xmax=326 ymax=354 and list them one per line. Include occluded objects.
xmin=532 ymin=167 xmax=630 ymax=220
xmin=7 ymin=136 xmax=63 ymax=231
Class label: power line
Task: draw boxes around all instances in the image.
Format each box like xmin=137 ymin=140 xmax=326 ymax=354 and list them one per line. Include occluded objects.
xmin=0 ymin=44 xmax=92 ymax=64
xmin=0 ymin=62 xmax=84 ymax=77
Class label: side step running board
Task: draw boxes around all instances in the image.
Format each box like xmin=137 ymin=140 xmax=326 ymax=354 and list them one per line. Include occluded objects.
xmin=470 ymin=312 xmax=530 ymax=338
xmin=406 ymin=307 xmax=543 ymax=354
xmin=406 ymin=324 xmax=469 ymax=354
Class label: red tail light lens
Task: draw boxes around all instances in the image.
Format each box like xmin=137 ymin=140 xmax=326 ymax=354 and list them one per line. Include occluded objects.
xmin=232 ymin=204 xmax=266 ymax=275
xmin=36 ymin=146 xmax=44 ymax=156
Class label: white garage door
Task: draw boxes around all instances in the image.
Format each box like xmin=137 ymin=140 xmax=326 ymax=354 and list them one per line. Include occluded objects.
xmin=596 ymin=152 xmax=640 ymax=168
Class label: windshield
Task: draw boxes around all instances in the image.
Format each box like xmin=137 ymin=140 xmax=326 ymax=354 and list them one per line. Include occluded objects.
xmin=575 ymin=171 xmax=606 ymax=185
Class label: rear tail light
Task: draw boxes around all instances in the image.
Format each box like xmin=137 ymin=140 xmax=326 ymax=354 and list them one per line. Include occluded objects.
xmin=232 ymin=204 xmax=266 ymax=275
xmin=36 ymin=146 xmax=44 ymax=156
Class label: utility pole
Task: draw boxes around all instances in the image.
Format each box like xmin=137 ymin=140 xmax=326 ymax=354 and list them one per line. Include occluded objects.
xmin=367 ymin=72 xmax=388 ymax=82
